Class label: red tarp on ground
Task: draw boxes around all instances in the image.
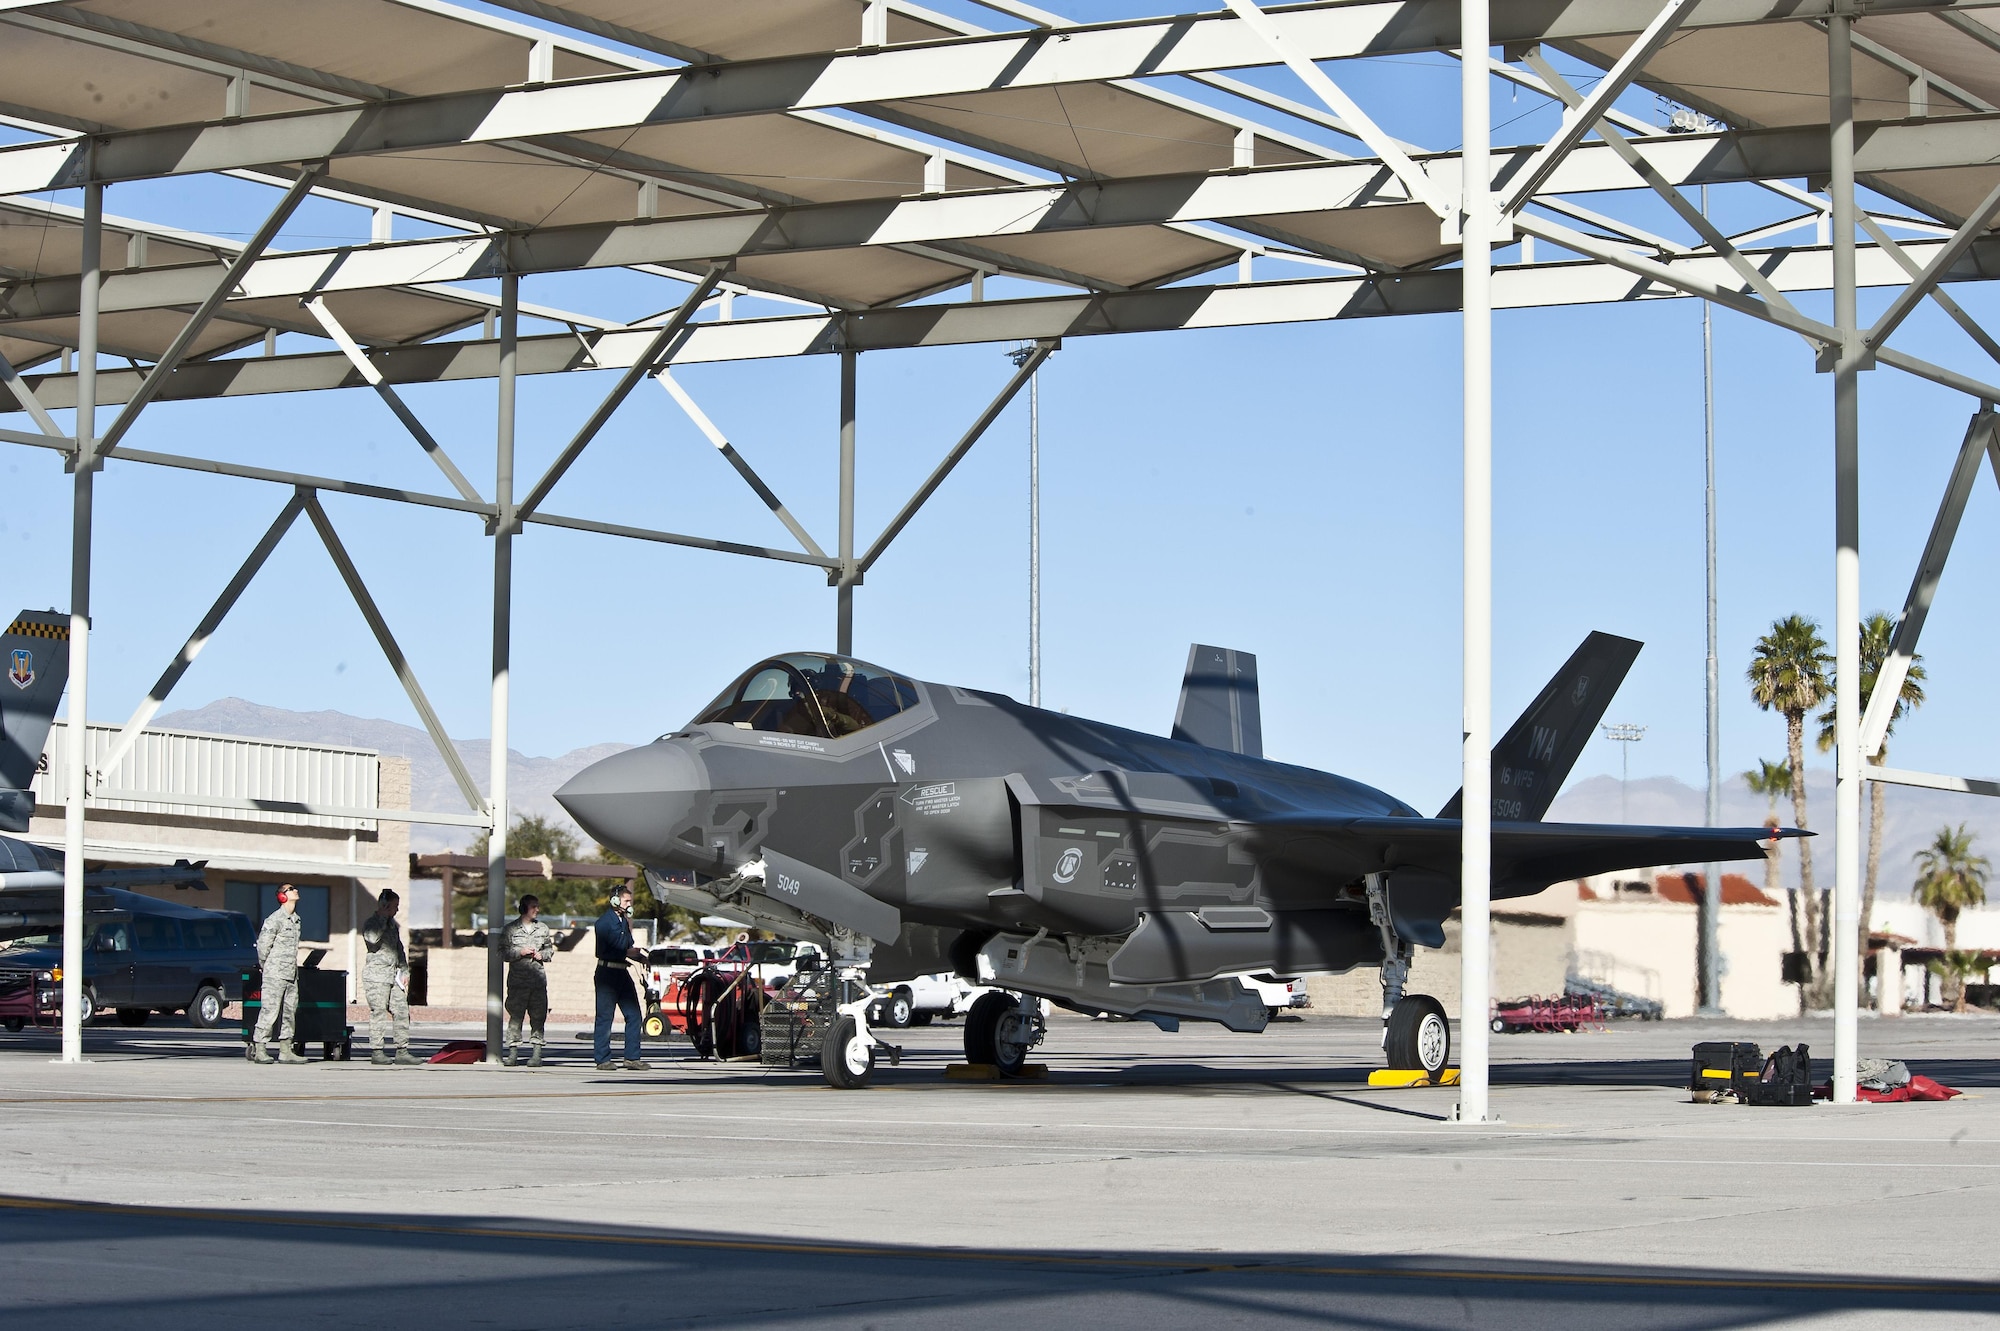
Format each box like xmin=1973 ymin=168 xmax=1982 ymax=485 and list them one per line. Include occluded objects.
xmin=1815 ymin=1075 xmax=1962 ymax=1102
xmin=426 ymin=1040 xmax=486 ymax=1065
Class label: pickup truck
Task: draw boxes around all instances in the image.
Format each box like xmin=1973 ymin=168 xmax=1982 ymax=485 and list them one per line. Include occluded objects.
xmin=869 ymin=972 xmax=983 ymax=1028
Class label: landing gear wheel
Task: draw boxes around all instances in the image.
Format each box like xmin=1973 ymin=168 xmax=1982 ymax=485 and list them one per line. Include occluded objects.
xmin=990 ymin=1003 xmax=1038 ymax=1077
xmin=1385 ymin=995 xmax=1450 ymax=1077
xmin=964 ymin=990 xmax=1013 ymax=1066
xmin=189 ymin=985 xmax=225 ymax=1029
xmin=883 ymin=988 xmax=914 ymax=1029
xmin=115 ymin=1007 xmax=149 ymax=1027
xmin=820 ymin=1015 xmax=874 ymax=1089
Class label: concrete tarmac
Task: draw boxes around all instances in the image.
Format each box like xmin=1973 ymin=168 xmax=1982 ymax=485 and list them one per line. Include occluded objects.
xmin=0 ymin=1011 xmax=1994 ymax=1328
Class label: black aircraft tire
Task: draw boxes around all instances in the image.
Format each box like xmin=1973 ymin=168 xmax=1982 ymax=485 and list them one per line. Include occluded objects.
xmin=821 ymin=1015 xmax=874 ymax=1090
xmin=115 ymin=1008 xmax=150 ymax=1028
xmin=188 ymin=985 xmax=225 ymax=1029
xmin=964 ymin=990 xmax=1013 ymax=1066
xmin=1385 ymin=995 xmax=1450 ymax=1076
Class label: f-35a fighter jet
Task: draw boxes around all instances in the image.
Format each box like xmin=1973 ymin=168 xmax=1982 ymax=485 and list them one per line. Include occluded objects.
xmin=558 ymin=635 xmax=1792 ymax=1089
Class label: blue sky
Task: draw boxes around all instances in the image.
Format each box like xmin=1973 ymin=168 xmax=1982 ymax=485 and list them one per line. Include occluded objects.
xmin=8 ymin=13 xmax=2000 ymax=822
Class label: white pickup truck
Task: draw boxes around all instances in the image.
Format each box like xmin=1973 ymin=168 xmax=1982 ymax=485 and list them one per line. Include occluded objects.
xmin=1232 ymin=972 xmax=1311 ymax=1020
xmin=869 ymin=972 xmax=983 ymax=1028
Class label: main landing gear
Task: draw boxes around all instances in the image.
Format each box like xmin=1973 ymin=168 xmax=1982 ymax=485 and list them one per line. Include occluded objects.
xmin=1368 ymin=874 xmax=1451 ymax=1079
xmin=963 ymin=989 xmax=1045 ymax=1076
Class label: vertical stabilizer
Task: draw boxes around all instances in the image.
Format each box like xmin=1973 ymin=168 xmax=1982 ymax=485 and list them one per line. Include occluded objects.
xmin=1 ymin=611 xmax=71 ymax=832
xmin=1437 ymin=631 xmax=1642 ymax=821
xmin=1172 ymin=644 xmax=1262 ymax=758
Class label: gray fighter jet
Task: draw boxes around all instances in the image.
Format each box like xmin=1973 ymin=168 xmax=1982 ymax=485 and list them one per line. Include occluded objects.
xmin=558 ymin=636 xmax=1792 ymax=1088
xmin=1 ymin=610 xmax=205 ymax=939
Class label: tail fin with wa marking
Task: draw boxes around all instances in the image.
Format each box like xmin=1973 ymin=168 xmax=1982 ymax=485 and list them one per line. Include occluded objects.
xmin=1436 ymin=631 xmax=1641 ymax=822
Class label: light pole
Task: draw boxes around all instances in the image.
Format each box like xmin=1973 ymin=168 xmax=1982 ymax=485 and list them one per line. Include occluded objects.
xmin=1007 ymin=344 xmax=1041 ymax=708
xmin=1600 ymin=722 xmax=1647 ymax=822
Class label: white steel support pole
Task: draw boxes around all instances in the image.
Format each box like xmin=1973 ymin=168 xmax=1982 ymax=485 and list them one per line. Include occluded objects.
xmin=60 ymin=181 xmax=102 ymax=1066
xmin=837 ymin=349 xmax=857 ymax=656
xmin=485 ymin=271 xmax=517 ymax=1066
xmin=1828 ymin=13 xmax=1862 ymax=1105
xmin=1457 ymin=0 xmax=1494 ymax=1124
xmin=1028 ymin=362 xmax=1040 ymax=709
xmin=1699 ymin=184 xmax=1724 ymax=1016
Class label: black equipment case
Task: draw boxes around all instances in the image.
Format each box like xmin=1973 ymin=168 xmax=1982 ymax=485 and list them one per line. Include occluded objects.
xmin=1690 ymin=1041 xmax=1763 ymax=1101
xmin=241 ymin=959 xmax=354 ymax=1061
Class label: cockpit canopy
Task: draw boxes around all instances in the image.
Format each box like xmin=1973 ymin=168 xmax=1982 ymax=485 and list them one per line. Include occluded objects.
xmin=692 ymin=654 xmax=920 ymax=739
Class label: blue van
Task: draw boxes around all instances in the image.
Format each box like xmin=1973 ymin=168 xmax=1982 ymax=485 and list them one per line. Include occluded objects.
xmin=0 ymin=888 xmax=256 ymax=1029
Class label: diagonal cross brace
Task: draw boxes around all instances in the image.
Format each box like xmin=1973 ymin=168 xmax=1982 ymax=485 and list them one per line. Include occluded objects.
xmin=1499 ymin=0 xmax=1696 ymax=219
xmin=860 ymin=339 xmax=1056 ymax=572
xmin=304 ymin=298 xmax=485 ymax=505
xmin=1221 ymin=0 xmax=1450 ymax=221
xmin=91 ymin=166 xmax=323 ymax=464
xmin=513 ymin=263 xmax=728 ymax=526
xmin=1864 ymin=177 xmax=2000 ymax=356
xmin=1520 ymin=48 xmax=1800 ymax=317
xmin=656 ymin=368 xmax=826 ymax=558
xmin=96 ymin=492 xmax=308 ymax=785
xmin=0 ymin=347 xmax=65 ymax=440
xmin=302 ymin=489 xmax=489 ymax=816
xmin=1858 ymin=215 xmax=2000 ymax=368
xmin=1859 ymin=410 xmax=2000 ymax=758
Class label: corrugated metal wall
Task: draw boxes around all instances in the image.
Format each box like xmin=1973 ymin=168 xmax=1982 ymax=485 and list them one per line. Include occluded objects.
xmin=35 ymin=722 xmax=379 ymax=832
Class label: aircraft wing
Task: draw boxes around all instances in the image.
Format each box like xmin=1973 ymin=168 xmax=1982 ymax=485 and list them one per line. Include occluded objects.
xmin=1247 ymin=813 xmax=1797 ymax=896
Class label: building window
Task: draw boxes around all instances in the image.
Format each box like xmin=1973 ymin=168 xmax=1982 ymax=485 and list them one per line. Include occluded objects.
xmin=224 ymin=881 xmax=331 ymax=944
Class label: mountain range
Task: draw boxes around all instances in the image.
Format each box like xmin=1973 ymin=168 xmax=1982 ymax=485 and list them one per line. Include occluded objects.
xmin=156 ymin=699 xmax=2000 ymax=887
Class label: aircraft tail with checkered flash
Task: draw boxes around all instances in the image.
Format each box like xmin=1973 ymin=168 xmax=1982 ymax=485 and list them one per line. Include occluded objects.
xmin=1 ymin=611 xmax=72 ymax=833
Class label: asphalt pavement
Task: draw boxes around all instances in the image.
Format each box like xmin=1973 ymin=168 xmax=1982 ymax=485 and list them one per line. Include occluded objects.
xmin=0 ymin=1010 xmax=1993 ymax=1328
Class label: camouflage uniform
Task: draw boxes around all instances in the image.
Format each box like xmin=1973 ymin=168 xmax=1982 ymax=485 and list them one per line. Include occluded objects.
xmin=503 ymin=914 xmax=555 ymax=1057
xmin=359 ymin=909 xmax=411 ymax=1056
xmin=253 ymin=909 xmax=303 ymax=1057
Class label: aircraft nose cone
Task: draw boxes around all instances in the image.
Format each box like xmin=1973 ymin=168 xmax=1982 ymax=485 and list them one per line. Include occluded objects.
xmin=555 ymin=742 xmax=706 ymax=865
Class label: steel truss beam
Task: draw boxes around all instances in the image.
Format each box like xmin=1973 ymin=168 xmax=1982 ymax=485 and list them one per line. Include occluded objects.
xmin=1858 ymin=410 xmax=2000 ymax=758
xmin=10 ymin=114 xmax=2000 ymax=323
xmin=9 ymin=236 xmax=1997 ymax=417
xmin=0 ymin=0 xmax=1993 ymax=196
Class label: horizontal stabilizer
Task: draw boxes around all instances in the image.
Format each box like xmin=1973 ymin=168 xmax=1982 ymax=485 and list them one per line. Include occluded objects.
xmin=1438 ymin=631 xmax=1641 ymax=821
xmin=1172 ymin=644 xmax=1261 ymax=759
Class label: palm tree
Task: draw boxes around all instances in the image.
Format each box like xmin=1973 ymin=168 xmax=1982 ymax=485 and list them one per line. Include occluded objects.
xmin=1817 ymin=611 xmax=1925 ymax=1001
xmin=1913 ymin=823 xmax=1989 ymax=1010
xmin=1748 ymin=615 xmax=1832 ymax=1003
xmin=1743 ymin=759 xmax=1794 ymax=948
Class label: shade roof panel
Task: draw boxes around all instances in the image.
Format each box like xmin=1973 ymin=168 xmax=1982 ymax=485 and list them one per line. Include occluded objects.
xmin=733 ymin=245 xmax=969 ymax=308
xmin=971 ymin=225 xmax=1240 ymax=291
xmin=69 ymin=0 xmax=627 ymax=96
xmin=540 ymin=0 xmax=959 ymax=61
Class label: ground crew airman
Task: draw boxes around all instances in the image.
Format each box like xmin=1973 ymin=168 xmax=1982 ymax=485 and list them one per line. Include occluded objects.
xmin=503 ymin=893 xmax=554 ymax=1066
xmin=251 ymin=886 xmax=306 ymax=1064
xmin=360 ymin=888 xmax=419 ymax=1066
xmin=592 ymin=883 xmax=649 ymax=1071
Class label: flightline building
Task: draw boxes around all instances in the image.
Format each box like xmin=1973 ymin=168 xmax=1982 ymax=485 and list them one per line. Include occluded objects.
xmin=26 ymin=721 xmax=412 ymax=1002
